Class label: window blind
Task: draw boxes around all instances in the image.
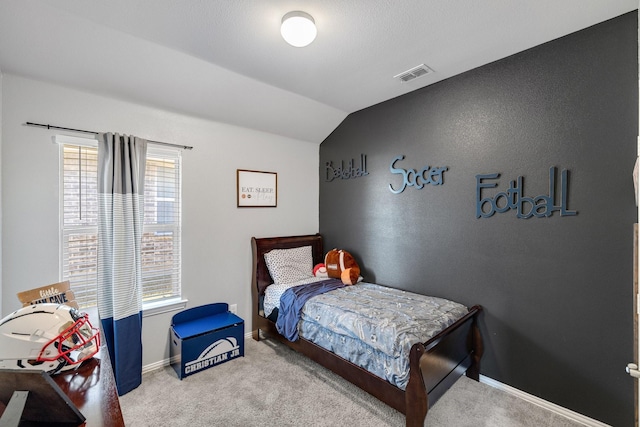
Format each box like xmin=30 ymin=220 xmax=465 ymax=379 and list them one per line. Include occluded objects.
xmin=61 ymin=144 xmax=99 ymax=308
xmin=142 ymin=150 xmax=182 ymax=303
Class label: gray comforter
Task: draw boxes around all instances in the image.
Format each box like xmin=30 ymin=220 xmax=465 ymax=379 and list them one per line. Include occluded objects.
xmin=298 ymin=282 xmax=468 ymax=390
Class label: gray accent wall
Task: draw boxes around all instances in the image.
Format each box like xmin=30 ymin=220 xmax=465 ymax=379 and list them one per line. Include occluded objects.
xmin=319 ymin=12 xmax=638 ymax=426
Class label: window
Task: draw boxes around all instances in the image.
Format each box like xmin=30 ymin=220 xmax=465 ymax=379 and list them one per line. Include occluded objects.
xmin=59 ymin=136 xmax=182 ymax=310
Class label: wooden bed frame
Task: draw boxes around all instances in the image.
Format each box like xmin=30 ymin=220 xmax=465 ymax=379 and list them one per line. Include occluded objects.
xmin=251 ymin=234 xmax=483 ymax=427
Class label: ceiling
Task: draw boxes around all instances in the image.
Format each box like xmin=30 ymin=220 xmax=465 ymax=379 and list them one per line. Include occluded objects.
xmin=0 ymin=1 xmax=637 ymax=143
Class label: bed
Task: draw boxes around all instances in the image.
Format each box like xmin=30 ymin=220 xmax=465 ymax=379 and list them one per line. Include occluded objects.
xmin=251 ymin=234 xmax=483 ymax=427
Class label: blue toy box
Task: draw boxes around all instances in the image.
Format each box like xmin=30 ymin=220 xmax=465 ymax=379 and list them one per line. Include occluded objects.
xmin=170 ymin=303 xmax=244 ymax=379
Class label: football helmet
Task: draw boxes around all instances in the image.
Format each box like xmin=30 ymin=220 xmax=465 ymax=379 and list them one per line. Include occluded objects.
xmin=0 ymin=303 xmax=100 ymax=374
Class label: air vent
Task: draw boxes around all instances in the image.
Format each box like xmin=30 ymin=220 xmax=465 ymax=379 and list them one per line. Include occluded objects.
xmin=393 ymin=64 xmax=433 ymax=83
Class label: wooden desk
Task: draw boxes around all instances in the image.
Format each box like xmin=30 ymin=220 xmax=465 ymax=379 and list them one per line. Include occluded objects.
xmin=53 ymin=347 xmax=125 ymax=427
xmin=0 ymin=347 xmax=125 ymax=427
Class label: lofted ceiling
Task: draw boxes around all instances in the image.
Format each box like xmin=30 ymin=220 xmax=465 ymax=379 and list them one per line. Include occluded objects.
xmin=0 ymin=0 xmax=637 ymax=143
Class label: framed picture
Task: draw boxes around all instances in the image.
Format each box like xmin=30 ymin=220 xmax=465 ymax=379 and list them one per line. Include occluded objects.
xmin=237 ymin=169 xmax=277 ymax=207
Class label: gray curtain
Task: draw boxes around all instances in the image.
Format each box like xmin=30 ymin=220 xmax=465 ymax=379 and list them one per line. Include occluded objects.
xmin=97 ymin=132 xmax=147 ymax=396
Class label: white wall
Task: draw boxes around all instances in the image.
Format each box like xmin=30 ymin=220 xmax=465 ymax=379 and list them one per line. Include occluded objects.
xmin=1 ymin=74 xmax=320 ymax=366
xmin=0 ymin=69 xmax=3 ymax=313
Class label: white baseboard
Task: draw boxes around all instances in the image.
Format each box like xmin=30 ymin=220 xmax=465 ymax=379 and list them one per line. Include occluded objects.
xmin=142 ymin=359 xmax=170 ymax=374
xmin=480 ymin=375 xmax=611 ymax=427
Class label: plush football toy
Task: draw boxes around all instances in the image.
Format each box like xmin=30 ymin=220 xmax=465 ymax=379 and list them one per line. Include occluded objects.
xmin=313 ymin=263 xmax=328 ymax=278
xmin=324 ymin=249 xmax=360 ymax=285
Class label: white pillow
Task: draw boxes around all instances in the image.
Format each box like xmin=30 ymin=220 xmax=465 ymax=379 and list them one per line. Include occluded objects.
xmin=264 ymin=246 xmax=313 ymax=285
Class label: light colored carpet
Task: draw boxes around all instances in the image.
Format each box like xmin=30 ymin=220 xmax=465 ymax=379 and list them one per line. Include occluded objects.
xmin=119 ymin=337 xmax=586 ymax=426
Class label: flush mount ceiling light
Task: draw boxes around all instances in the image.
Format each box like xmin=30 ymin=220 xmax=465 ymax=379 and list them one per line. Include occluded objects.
xmin=281 ymin=11 xmax=317 ymax=47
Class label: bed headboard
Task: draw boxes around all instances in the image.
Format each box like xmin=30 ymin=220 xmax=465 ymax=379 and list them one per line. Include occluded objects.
xmin=251 ymin=234 xmax=324 ymax=298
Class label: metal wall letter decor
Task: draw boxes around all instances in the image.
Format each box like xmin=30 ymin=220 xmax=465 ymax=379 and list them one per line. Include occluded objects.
xmin=388 ymin=155 xmax=448 ymax=194
xmin=476 ymin=167 xmax=577 ymax=219
xmin=325 ymin=154 xmax=369 ymax=182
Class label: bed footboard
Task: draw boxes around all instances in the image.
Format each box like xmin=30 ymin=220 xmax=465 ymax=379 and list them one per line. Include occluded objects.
xmin=405 ymin=305 xmax=483 ymax=426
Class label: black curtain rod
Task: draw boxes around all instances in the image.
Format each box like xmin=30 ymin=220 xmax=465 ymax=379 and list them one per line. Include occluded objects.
xmin=25 ymin=122 xmax=194 ymax=150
